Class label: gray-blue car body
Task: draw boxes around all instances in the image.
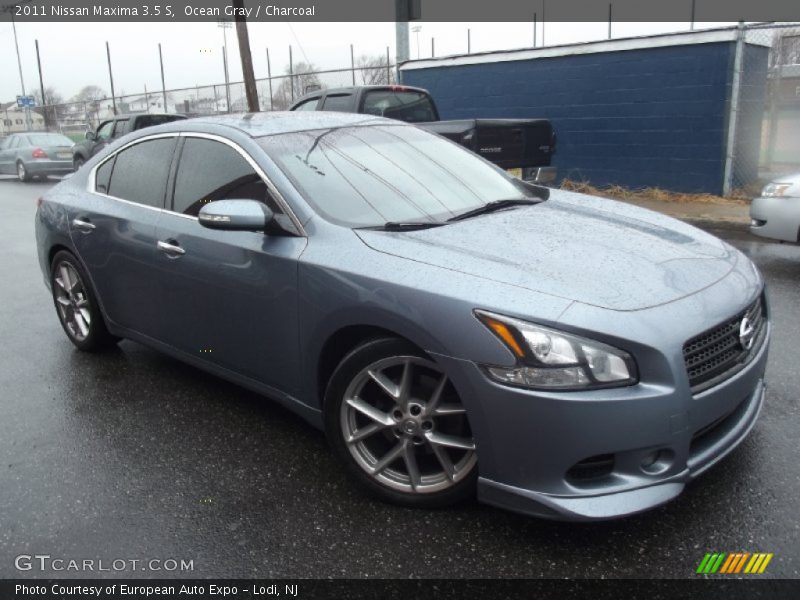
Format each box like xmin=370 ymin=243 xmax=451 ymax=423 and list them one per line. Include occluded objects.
xmin=34 ymin=113 xmax=769 ymax=521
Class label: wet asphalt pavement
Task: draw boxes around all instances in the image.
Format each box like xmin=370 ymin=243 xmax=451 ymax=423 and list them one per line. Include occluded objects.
xmin=0 ymin=177 xmax=798 ymax=579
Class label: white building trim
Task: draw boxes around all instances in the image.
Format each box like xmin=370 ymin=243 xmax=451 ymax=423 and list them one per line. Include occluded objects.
xmin=399 ymin=27 xmax=769 ymax=72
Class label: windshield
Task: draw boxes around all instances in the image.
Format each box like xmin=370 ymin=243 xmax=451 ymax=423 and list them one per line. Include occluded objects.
xmin=258 ymin=124 xmax=533 ymax=227
xmin=26 ymin=133 xmax=73 ymax=146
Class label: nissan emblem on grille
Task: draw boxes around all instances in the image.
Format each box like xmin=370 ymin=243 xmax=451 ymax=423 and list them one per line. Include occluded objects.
xmin=739 ymin=316 xmax=755 ymax=350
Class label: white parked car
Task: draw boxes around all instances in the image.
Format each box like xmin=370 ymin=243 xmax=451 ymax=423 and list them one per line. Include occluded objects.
xmin=750 ymin=173 xmax=800 ymax=243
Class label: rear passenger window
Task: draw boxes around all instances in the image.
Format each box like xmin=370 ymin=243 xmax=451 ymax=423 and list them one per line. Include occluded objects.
xmin=94 ymin=157 xmax=115 ymax=194
xmin=111 ymin=119 xmax=129 ymax=138
xmin=171 ymin=138 xmax=278 ymax=217
xmin=107 ymin=138 xmax=176 ymax=208
xmin=321 ymin=94 xmax=352 ymax=112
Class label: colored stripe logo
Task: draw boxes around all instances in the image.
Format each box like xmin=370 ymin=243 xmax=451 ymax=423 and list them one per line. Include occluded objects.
xmin=696 ymin=552 xmax=773 ymax=574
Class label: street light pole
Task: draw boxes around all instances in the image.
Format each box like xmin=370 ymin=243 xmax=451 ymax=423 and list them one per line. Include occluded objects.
xmin=10 ymin=9 xmax=31 ymax=130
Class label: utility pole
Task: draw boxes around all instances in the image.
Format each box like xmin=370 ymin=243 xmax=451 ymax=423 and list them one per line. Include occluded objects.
xmin=232 ymin=0 xmax=259 ymax=112
xmin=35 ymin=39 xmax=47 ymax=129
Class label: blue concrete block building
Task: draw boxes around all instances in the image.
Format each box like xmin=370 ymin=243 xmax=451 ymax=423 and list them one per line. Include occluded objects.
xmin=400 ymin=29 xmax=769 ymax=195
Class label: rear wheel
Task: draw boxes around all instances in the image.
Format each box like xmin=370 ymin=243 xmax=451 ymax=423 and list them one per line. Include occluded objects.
xmin=17 ymin=161 xmax=30 ymax=182
xmin=324 ymin=338 xmax=477 ymax=507
xmin=50 ymin=250 xmax=117 ymax=351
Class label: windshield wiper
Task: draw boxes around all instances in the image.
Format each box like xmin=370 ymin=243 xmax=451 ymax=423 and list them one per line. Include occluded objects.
xmin=366 ymin=221 xmax=446 ymax=231
xmin=447 ymin=198 xmax=541 ymax=222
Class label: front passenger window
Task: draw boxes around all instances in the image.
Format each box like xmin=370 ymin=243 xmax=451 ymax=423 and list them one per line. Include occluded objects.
xmin=95 ymin=121 xmax=114 ymax=141
xmin=171 ymin=138 xmax=278 ymax=217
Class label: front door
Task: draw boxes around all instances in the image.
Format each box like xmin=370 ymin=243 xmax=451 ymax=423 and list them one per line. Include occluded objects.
xmin=153 ymin=136 xmax=306 ymax=394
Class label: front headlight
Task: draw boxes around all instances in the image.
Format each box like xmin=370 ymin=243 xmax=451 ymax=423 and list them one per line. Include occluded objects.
xmin=475 ymin=310 xmax=638 ymax=390
xmin=762 ymin=183 xmax=792 ymax=198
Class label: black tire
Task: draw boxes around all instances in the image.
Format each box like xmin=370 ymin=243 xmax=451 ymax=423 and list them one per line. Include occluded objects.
xmin=16 ymin=161 xmax=30 ymax=182
xmin=324 ymin=337 xmax=478 ymax=508
xmin=50 ymin=250 xmax=118 ymax=352
xmin=73 ymin=156 xmax=85 ymax=172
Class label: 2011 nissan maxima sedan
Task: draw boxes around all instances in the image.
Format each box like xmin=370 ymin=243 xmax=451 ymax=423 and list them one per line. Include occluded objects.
xmin=35 ymin=113 xmax=770 ymax=520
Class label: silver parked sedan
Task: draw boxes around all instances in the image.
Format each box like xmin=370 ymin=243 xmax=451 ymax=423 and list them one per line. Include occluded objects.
xmin=34 ymin=113 xmax=770 ymax=520
xmin=750 ymin=172 xmax=800 ymax=243
xmin=0 ymin=132 xmax=75 ymax=181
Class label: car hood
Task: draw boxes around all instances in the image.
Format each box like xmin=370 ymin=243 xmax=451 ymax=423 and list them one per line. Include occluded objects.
xmin=355 ymin=192 xmax=739 ymax=311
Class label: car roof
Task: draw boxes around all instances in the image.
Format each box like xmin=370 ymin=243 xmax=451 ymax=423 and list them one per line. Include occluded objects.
xmin=157 ymin=111 xmax=400 ymax=138
xmin=292 ymin=84 xmax=429 ymax=104
xmin=109 ymin=113 xmax=185 ymax=119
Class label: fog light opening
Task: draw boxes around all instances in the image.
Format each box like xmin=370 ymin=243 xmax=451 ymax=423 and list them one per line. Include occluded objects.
xmin=640 ymin=449 xmax=674 ymax=475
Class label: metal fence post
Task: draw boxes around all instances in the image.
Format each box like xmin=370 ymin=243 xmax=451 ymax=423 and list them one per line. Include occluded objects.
xmin=722 ymin=22 xmax=745 ymax=197
xmin=386 ymin=46 xmax=391 ymax=84
xmin=158 ymin=43 xmax=167 ymax=112
xmin=106 ymin=41 xmax=117 ymax=116
xmin=350 ymin=44 xmax=356 ymax=85
xmin=289 ymin=45 xmax=294 ymax=101
xmin=266 ymin=48 xmax=273 ymax=111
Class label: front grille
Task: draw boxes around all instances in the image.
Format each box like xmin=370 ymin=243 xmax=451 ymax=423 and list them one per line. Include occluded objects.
xmin=683 ymin=295 xmax=766 ymax=392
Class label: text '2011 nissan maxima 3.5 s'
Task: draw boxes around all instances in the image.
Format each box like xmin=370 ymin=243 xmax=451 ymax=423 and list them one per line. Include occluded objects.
xmin=35 ymin=112 xmax=769 ymax=521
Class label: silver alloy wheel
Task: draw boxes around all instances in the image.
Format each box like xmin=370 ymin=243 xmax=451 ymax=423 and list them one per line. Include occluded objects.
xmin=341 ymin=355 xmax=477 ymax=494
xmin=54 ymin=262 xmax=92 ymax=342
xmin=17 ymin=162 xmax=26 ymax=181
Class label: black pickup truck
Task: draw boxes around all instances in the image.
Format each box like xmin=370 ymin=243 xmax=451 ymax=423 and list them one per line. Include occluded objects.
xmin=289 ymin=85 xmax=556 ymax=184
xmin=72 ymin=113 xmax=186 ymax=170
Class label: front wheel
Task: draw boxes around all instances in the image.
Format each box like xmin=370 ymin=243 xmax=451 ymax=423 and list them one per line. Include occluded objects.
xmin=50 ymin=250 xmax=117 ymax=351
xmin=73 ymin=156 xmax=85 ymax=171
xmin=324 ymin=338 xmax=478 ymax=508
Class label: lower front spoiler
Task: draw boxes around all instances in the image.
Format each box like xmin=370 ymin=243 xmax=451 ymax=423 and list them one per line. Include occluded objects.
xmin=478 ymin=381 xmax=765 ymax=521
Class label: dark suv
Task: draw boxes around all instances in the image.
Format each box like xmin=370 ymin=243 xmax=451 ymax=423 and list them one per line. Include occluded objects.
xmin=72 ymin=113 xmax=186 ymax=170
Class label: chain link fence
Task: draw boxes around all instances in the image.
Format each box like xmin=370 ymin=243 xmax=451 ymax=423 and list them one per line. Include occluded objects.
xmin=12 ymin=62 xmax=395 ymax=143
xmin=729 ymin=22 xmax=800 ymax=195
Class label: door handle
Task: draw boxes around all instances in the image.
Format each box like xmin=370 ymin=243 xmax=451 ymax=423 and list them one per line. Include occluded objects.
xmin=71 ymin=218 xmax=96 ymax=233
xmin=157 ymin=240 xmax=186 ymax=257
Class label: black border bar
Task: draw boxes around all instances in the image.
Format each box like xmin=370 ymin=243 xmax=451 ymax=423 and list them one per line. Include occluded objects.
xmin=2 ymin=579 xmax=800 ymax=600
xmin=1 ymin=0 xmax=799 ymax=23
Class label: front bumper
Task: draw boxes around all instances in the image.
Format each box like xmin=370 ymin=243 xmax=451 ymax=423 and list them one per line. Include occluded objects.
xmin=431 ymin=319 xmax=769 ymax=521
xmin=750 ymin=195 xmax=800 ymax=243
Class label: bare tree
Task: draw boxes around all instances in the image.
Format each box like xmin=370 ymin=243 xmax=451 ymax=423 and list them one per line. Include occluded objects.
xmin=72 ymin=85 xmax=108 ymax=122
xmin=32 ymin=86 xmax=63 ymax=107
xmin=31 ymin=86 xmax=64 ymax=128
xmin=271 ymin=62 xmax=322 ymax=110
xmin=356 ymin=54 xmax=392 ymax=85
xmin=72 ymin=85 xmax=107 ymax=103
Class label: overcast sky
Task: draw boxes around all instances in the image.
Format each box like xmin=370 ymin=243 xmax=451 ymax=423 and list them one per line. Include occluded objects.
xmin=0 ymin=20 xmax=734 ymax=102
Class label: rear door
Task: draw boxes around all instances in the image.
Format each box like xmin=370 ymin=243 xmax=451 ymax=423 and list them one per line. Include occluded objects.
xmin=152 ymin=134 xmax=306 ymax=392
xmin=70 ymin=134 xmax=177 ymax=337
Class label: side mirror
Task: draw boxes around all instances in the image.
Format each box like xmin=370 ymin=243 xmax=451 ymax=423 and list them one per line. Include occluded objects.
xmin=198 ymin=199 xmax=275 ymax=232
xmin=85 ymin=131 xmax=95 ymax=140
